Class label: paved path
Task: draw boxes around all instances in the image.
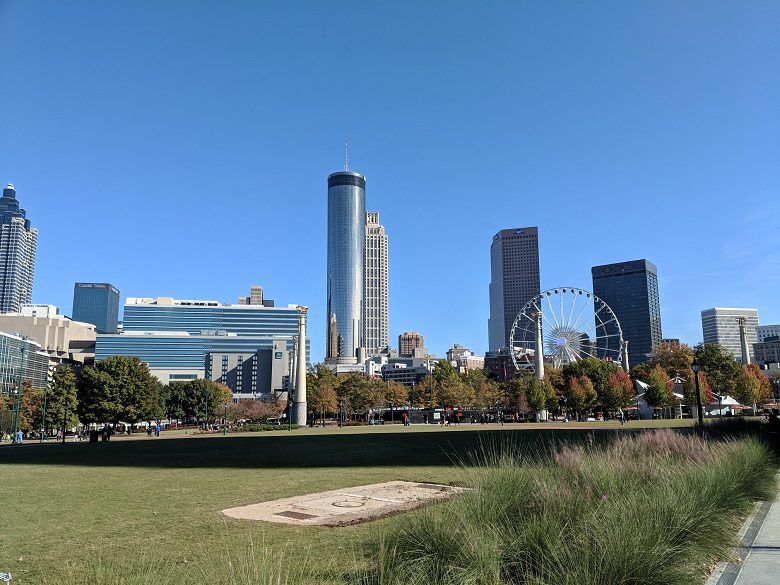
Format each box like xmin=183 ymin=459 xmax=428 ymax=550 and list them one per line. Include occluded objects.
xmin=734 ymin=494 xmax=780 ymax=585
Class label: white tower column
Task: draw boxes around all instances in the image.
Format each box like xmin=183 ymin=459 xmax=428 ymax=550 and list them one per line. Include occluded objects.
xmin=294 ymin=306 xmax=308 ymax=426
xmin=621 ymin=340 xmax=630 ymax=372
xmin=534 ymin=311 xmax=545 ymax=381
xmin=737 ymin=317 xmax=751 ymax=365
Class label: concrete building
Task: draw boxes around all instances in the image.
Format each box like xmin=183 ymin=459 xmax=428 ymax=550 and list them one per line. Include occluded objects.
xmin=757 ymin=325 xmax=780 ymax=343
xmin=72 ymin=283 xmax=120 ymax=334
xmin=0 ymin=331 xmax=51 ymax=399
xmin=592 ymin=259 xmax=662 ymax=366
xmin=237 ymin=285 xmax=274 ymax=307
xmin=399 ymin=331 xmax=425 ymax=357
xmin=446 ymin=344 xmax=485 ymax=373
xmin=364 ymin=211 xmax=388 ymax=358
xmin=94 ymin=289 xmax=308 ymax=393
xmin=0 ymin=184 xmax=37 ymax=313
xmin=701 ymin=308 xmax=758 ymax=363
xmin=0 ymin=310 xmax=96 ymax=364
xmin=661 ymin=338 xmax=681 ymax=347
xmin=207 ymin=340 xmax=290 ymax=401
xmin=488 ymin=227 xmax=541 ymax=352
xmin=326 ymin=168 xmax=366 ymax=365
xmin=484 ymin=348 xmax=515 ymax=381
xmin=754 ymin=337 xmax=780 ymax=366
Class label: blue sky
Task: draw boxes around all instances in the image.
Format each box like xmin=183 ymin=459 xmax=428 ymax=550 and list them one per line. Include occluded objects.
xmin=1 ymin=1 xmax=778 ymax=361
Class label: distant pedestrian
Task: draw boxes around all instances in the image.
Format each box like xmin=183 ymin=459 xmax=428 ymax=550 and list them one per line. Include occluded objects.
xmin=147 ymin=427 xmax=152 ymax=437
xmin=16 ymin=429 xmax=23 ymax=444
xmin=155 ymin=423 xmax=160 ymax=437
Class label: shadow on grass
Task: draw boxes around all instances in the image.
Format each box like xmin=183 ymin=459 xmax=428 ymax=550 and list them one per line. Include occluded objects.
xmin=0 ymin=428 xmax=639 ymax=469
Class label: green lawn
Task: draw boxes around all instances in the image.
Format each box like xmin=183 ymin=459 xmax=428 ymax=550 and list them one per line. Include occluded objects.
xmin=0 ymin=421 xmax=694 ymax=583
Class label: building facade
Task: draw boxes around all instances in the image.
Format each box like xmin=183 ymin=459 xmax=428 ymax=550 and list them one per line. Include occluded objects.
xmin=326 ymin=170 xmax=366 ymax=364
xmin=206 ymin=341 xmax=290 ymax=400
xmin=72 ymin=283 xmax=120 ymax=334
xmin=757 ymin=324 xmax=780 ymax=343
xmin=399 ymin=331 xmax=425 ymax=357
xmin=364 ymin=211 xmax=388 ymax=357
xmin=701 ymin=308 xmax=758 ymax=363
xmin=446 ymin=344 xmax=485 ymax=373
xmin=94 ymin=291 xmax=308 ymax=390
xmin=0 ymin=311 xmax=96 ymax=364
xmin=591 ymin=259 xmax=662 ymax=367
xmin=0 ymin=184 xmax=38 ymax=313
xmin=488 ymin=227 xmax=541 ymax=351
xmin=0 ymin=332 xmax=51 ymax=401
xmin=754 ymin=338 xmax=780 ymax=366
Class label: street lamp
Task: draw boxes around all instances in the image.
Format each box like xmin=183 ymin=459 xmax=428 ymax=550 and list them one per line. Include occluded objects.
xmin=692 ymin=360 xmax=704 ymax=431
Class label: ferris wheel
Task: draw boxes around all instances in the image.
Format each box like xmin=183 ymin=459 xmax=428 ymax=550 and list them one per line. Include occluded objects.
xmin=508 ymin=287 xmax=624 ymax=372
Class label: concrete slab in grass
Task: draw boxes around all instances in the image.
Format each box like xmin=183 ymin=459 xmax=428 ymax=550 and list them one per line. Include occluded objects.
xmin=222 ymin=480 xmax=466 ymax=527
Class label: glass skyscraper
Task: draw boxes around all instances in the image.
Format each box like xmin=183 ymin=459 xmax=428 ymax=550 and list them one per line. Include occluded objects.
xmin=326 ymin=170 xmax=366 ymax=364
xmin=488 ymin=227 xmax=541 ymax=351
xmin=72 ymin=283 xmax=120 ymax=333
xmin=0 ymin=184 xmax=38 ymax=313
xmin=591 ymin=259 xmax=662 ymax=367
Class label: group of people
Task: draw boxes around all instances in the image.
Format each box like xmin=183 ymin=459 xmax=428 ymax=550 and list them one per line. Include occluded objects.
xmin=146 ymin=423 xmax=161 ymax=437
xmin=1 ymin=430 xmax=25 ymax=444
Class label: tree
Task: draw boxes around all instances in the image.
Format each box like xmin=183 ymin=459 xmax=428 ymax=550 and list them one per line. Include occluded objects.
xmin=526 ymin=377 xmax=555 ymax=419
xmin=185 ymin=379 xmax=233 ymax=423
xmin=436 ymin=373 xmax=473 ymax=409
xmin=308 ymin=365 xmax=339 ymax=422
xmin=46 ymin=365 xmax=79 ymax=433
xmin=78 ymin=356 xmax=161 ymax=426
xmin=229 ymin=399 xmax=284 ymax=422
xmin=465 ymin=369 xmax=502 ymax=409
xmin=642 ymin=365 xmax=671 ymax=409
xmin=745 ymin=364 xmax=772 ymax=403
xmin=19 ymin=380 xmax=43 ymax=433
xmin=693 ymin=343 xmax=741 ymax=397
xmin=649 ymin=342 xmax=694 ymax=377
xmin=563 ymin=357 xmax=622 ymax=409
xmin=163 ymin=381 xmax=188 ymax=422
xmin=337 ymin=373 xmax=372 ymax=417
xmin=386 ymin=380 xmax=410 ymax=407
xmin=603 ymin=370 xmax=635 ymax=410
xmin=733 ymin=365 xmax=762 ymax=407
xmin=563 ymin=375 xmax=596 ymax=417
xmin=682 ymin=368 xmax=713 ymax=406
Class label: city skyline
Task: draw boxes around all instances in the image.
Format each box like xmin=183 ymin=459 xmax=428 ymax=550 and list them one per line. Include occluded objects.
xmin=2 ymin=3 xmax=779 ymax=361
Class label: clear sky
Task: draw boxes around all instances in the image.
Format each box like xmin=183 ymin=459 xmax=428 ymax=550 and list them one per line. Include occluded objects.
xmin=1 ymin=1 xmax=778 ymax=361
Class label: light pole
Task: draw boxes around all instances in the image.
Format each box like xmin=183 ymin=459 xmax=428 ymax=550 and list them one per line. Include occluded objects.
xmin=692 ymin=360 xmax=704 ymax=432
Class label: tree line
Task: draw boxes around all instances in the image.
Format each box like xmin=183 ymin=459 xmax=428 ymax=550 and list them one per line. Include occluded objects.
xmin=308 ymin=341 xmax=775 ymax=421
xmin=1 ymin=356 xmax=240 ymax=435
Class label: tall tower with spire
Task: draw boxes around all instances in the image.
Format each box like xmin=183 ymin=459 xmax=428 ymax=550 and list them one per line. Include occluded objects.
xmin=0 ymin=184 xmax=38 ymax=313
xmin=326 ymin=148 xmax=367 ymax=364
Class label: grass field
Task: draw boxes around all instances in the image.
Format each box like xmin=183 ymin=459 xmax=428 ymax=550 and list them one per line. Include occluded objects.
xmin=0 ymin=419 xmax=755 ymax=584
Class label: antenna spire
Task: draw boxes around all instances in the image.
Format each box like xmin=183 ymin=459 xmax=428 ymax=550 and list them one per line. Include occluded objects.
xmin=344 ymin=135 xmax=349 ymax=171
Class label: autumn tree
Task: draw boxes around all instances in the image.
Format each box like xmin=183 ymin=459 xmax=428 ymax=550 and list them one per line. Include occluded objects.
xmin=733 ymin=365 xmax=763 ymax=407
xmin=563 ymin=375 xmax=596 ymax=418
xmin=641 ymin=365 xmax=672 ymax=409
xmin=308 ymin=365 xmax=339 ymax=422
xmin=682 ymin=368 xmax=713 ymax=406
xmin=603 ymin=370 xmax=635 ymax=410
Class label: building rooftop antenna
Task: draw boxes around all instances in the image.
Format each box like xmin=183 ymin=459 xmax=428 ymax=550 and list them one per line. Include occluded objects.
xmin=344 ymin=135 xmax=349 ymax=171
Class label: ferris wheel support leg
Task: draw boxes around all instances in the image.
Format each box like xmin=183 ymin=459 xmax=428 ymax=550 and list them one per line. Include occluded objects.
xmin=534 ymin=312 xmax=545 ymax=382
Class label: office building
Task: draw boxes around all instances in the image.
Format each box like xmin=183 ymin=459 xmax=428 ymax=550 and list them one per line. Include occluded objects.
xmin=0 ymin=184 xmax=38 ymax=313
xmin=399 ymin=331 xmax=425 ymax=357
xmin=591 ymin=259 xmax=662 ymax=366
xmin=488 ymin=227 xmax=541 ymax=351
xmin=446 ymin=344 xmax=485 ymax=373
xmin=0 ymin=332 xmax=51 ymax=398
xmin=94 ymin=289 xmax=308 ymax=390
xmin=757 ymin=324 xmax=780 ymax=343
xmin=701 ymin=308 xmax=758 ymax=363
xmin=207 ymin=341 xmax=290 ymax=400
xmin=0 ymin=309 xmax=96 ymax=364
xmin=364 ymin=211 xmax=389 ymax=357
xmin=661 ymin=338 xmax=681 ymax=347
xmin=237 ymin=285 xmax=274 ymax=307
xmin=326 ymin=168 xmax=366 ymax=364
xmin=72 ymin=283 xmax=120 ymax=334
xmin=754 ymin=338 xmax=780 ymax=366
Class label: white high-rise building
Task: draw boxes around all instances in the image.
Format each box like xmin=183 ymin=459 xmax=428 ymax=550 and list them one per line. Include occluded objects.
xmin=701 ymin=308 xmax=758 ymax=363
xmin=0 ymin=184 xmax=38 ymax=313
xmin=364 ymin=211 xmax=388 ymax=357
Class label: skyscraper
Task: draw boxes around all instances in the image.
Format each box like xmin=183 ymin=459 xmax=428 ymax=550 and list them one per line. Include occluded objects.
xmin=591 ymin=259 xmax=662 ymax=367
xmin=326 ymin=169 xmax=366 ymax=364
xmin=0 ymin=184 xmax=38 ymax=313
xmin=701 ymin=308 xmax=758 ymax=363
xmin=364 ymin=211 xmax=388 ymax=356
xmin=488 ymin=227 xmax=541 ymax=351
xmin=72 ymin=283 xmax=120 ymax=333
xmin=399 ymin=331 xmax=425 ymax=357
